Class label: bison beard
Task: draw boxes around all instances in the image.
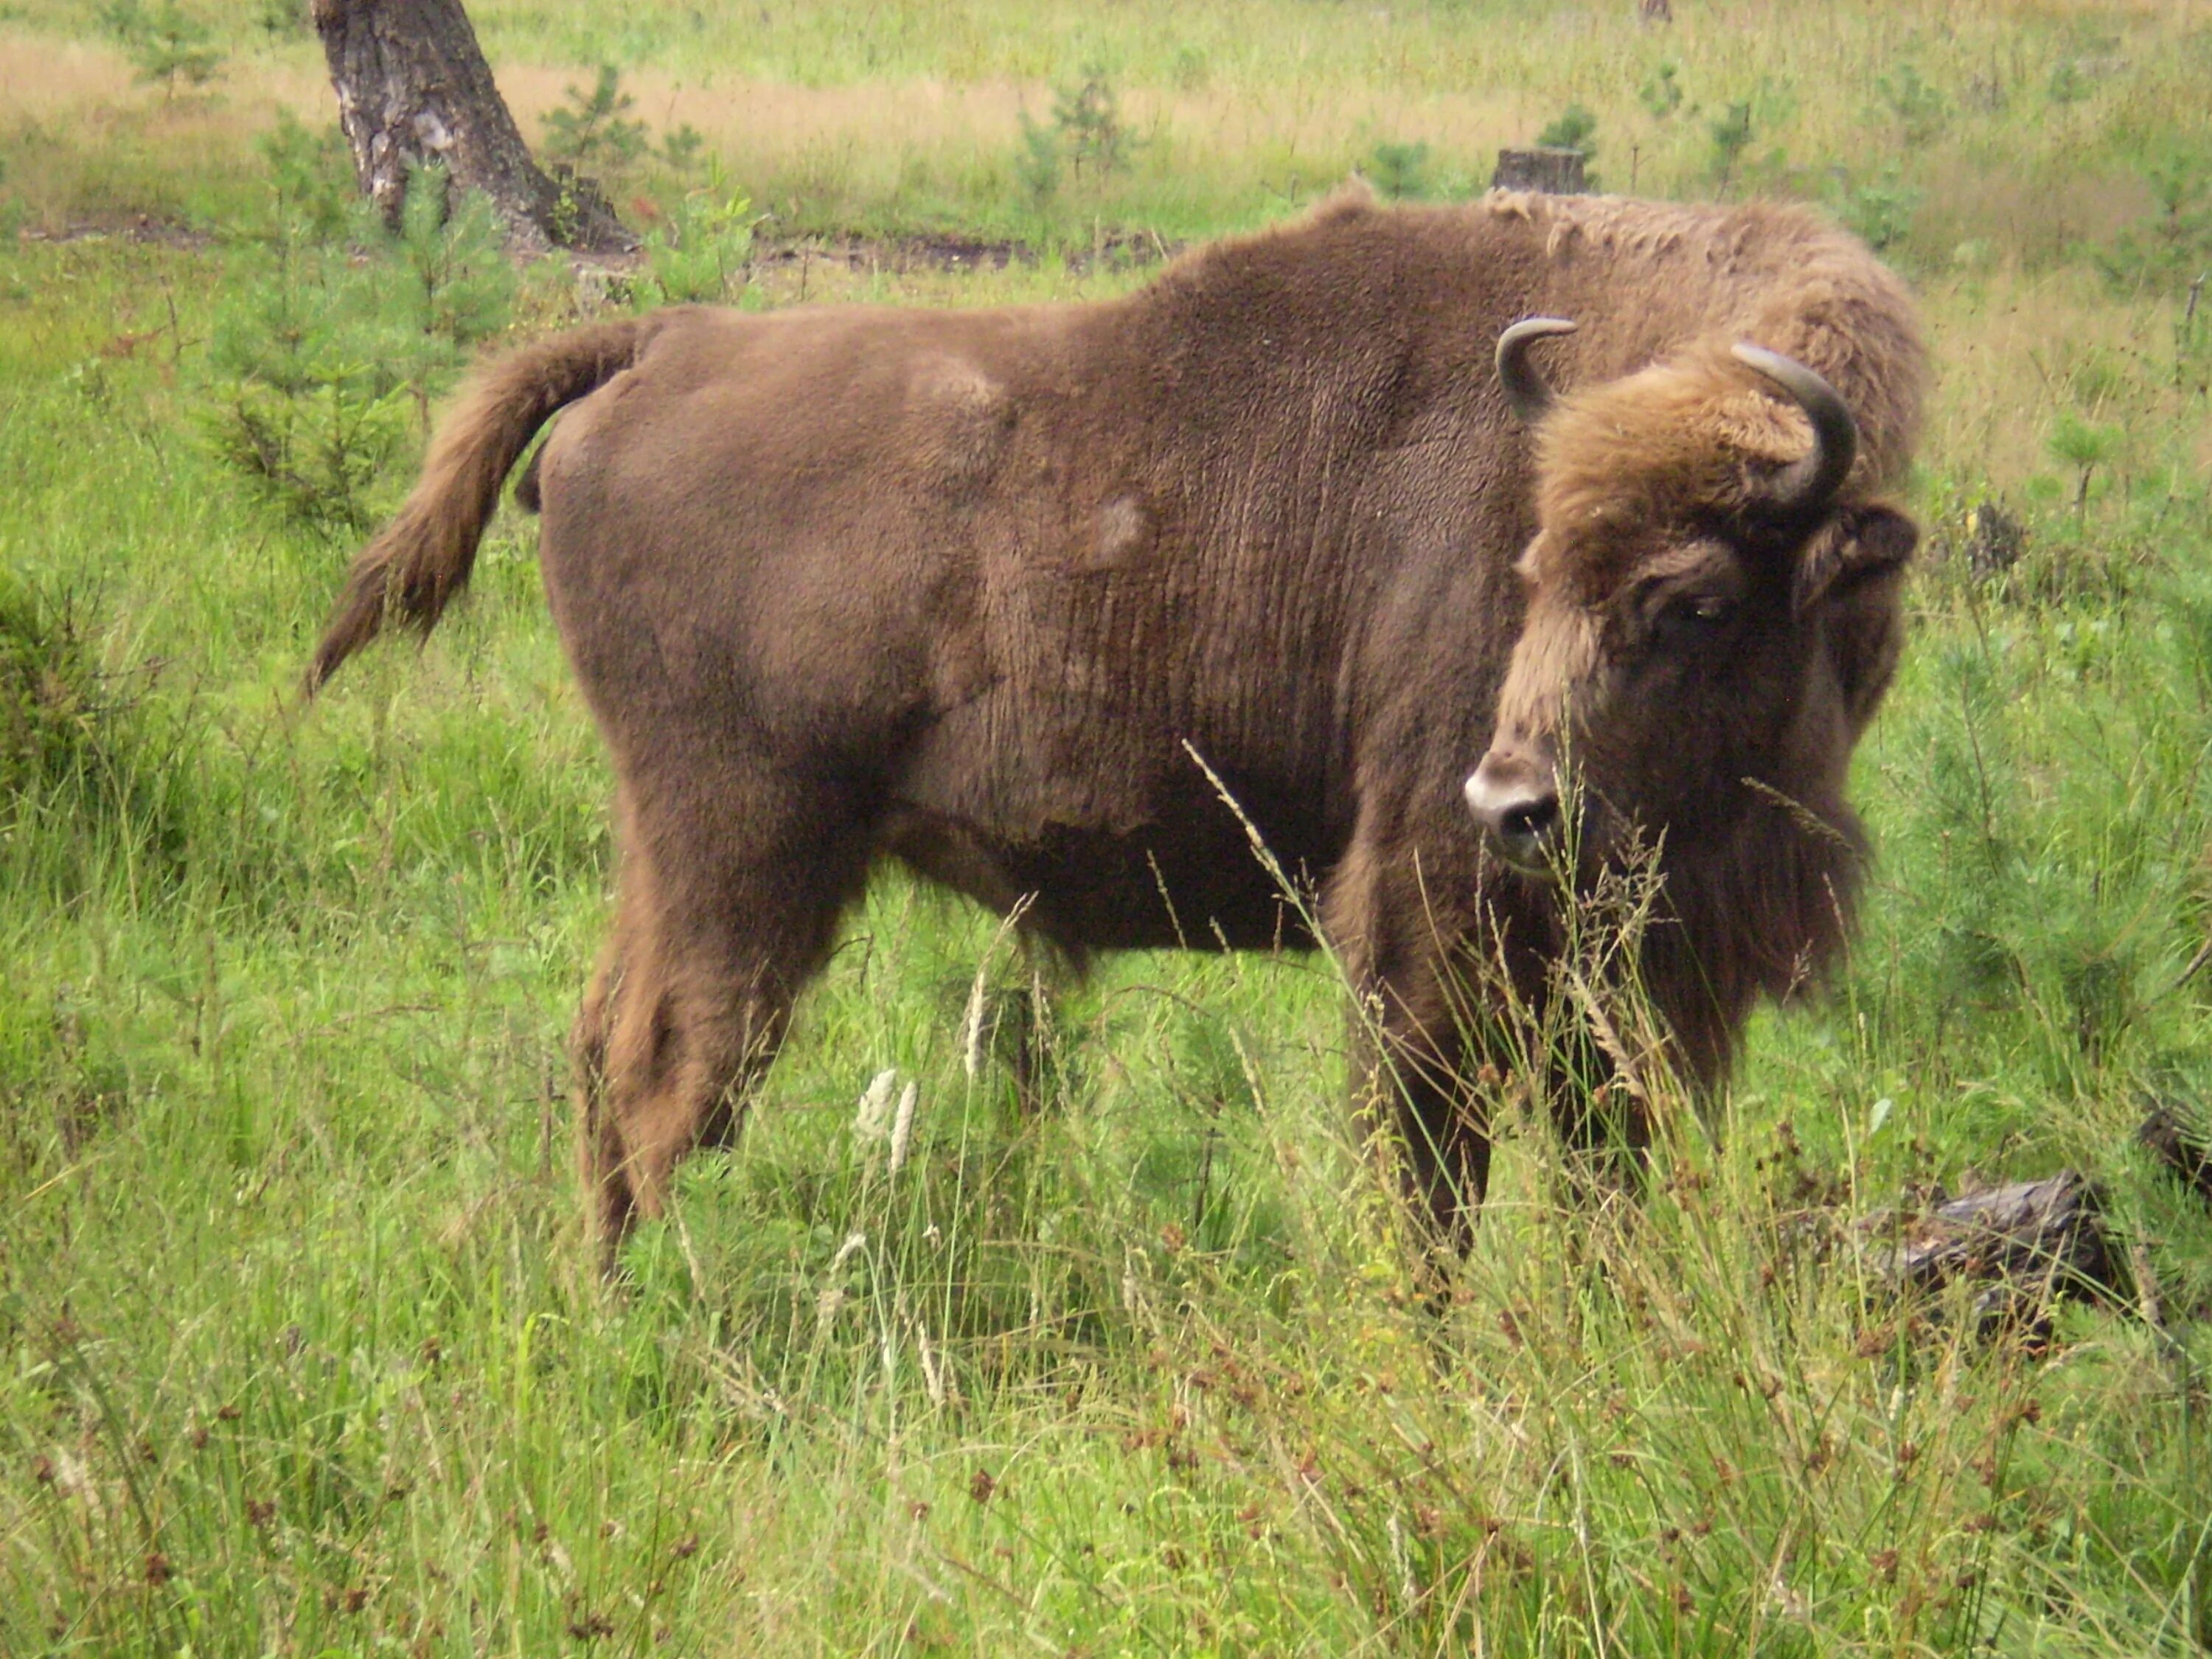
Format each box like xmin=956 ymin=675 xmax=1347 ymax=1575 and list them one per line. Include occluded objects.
xmin=307 ymin=186 xmax=1924 ymax=1264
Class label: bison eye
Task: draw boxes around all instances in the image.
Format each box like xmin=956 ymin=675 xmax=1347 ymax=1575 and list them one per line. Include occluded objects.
xmin=1652 ymin=593 xmax=1735 ymax=650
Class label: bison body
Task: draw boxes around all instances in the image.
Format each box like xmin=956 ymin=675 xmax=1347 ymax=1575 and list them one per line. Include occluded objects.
xmin=310 ymin=187 xmax=1924 ymax=1253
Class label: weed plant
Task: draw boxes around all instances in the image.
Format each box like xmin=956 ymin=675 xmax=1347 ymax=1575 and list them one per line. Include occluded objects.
xmin=633 ymin=165 xmax=758 ymax=309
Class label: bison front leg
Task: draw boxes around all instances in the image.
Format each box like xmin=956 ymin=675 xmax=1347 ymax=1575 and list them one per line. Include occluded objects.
xmin=1353 ymin=974 xmax=1492 ymax=1254
xmin=1542 ymin=1025 xmax=1652 ymax=1207
xmin=1324 ymin=841 xmax=1496 ymax=1256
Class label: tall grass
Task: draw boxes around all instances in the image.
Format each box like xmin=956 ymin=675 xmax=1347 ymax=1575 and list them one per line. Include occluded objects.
xmin=4 ymin=1 xmax=2212 ymax=1651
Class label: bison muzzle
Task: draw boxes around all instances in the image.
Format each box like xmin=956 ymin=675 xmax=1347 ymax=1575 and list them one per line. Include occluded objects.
xmin=306 ymin=185 xmax=1924 ymax=1262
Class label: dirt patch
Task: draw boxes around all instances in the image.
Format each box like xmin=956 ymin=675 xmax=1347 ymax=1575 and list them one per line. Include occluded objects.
xmin=18 ymin=216 xmax=214 ymax=251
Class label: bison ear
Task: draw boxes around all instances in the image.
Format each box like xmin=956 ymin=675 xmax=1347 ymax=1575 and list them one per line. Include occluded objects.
xmin=1790 ymin=504 xmax=1917 ymax=618
xmin=1798 ymin=505 xmax=1917 ymax=734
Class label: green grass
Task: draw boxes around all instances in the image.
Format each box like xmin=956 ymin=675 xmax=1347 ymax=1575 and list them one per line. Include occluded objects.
xmin=4 ymin=2 xmax=2212 ymax=1652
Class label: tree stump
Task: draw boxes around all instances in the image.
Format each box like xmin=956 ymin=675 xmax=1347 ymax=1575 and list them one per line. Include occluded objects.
xmin=1962 ymin=500 xmax=2025 ymax=577
xmin=310 ymin=0 xmax=633 ymax=254
xmin=1491 ymin=147 xmax=1589 ymax=195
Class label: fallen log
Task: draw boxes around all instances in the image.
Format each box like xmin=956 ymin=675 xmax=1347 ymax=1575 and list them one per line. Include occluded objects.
xmin=1873 ymin=1171 xmax=2132 ymax=1340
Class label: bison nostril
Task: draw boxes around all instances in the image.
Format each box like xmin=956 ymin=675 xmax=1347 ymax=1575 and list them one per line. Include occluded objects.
xmin=1464 ymin=755 xmax=1562 ymax=867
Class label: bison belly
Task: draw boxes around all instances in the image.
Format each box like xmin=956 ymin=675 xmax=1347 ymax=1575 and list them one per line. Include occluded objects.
xmin=882 ymin=762 xmax=1342 ymax=956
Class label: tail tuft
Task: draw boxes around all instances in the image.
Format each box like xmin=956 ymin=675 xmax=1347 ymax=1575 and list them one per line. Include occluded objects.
xmin=305 ymin=316 xmax=663 ymax=695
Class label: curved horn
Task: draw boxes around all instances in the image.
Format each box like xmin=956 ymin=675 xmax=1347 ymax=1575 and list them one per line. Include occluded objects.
xmin=1495 ymin=316 xmax=1579 ymax=423
xmin=1731 ymin=344 xmax=1858 ymax=516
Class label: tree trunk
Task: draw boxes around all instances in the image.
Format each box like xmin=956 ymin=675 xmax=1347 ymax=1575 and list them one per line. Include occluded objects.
xmin=310 ymin=0 xmax=633 ymax=254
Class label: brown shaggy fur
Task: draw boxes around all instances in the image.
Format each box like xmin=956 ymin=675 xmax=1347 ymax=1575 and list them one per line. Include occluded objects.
xmin=307 ymin=186 xmax=1925 ymax=1257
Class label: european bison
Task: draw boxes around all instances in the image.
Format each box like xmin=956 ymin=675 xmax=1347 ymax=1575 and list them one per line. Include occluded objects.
xmin=308 ymin=186 xmax=1924 ymax=1256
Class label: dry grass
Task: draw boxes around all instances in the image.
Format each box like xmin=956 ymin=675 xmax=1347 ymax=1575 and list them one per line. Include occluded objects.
xmin=1921 ymin=269 xmax=2188 ymax=495
xmin=0 ymin=30 xmax=329 ymax=226
xmin=0 ymin=29 xmax=331 ymax=125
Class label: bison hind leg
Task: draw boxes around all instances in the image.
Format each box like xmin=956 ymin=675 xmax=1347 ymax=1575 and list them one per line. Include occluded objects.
xmin=962 ymin=927 xmax=1086 ymax=1121
xmin=579 ymin=789 xmax=869 ymax=1272
xmin=571 ymin=932 xmax=630 ymax=1253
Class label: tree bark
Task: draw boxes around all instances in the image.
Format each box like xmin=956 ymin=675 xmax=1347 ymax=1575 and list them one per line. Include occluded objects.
xmin=310 ymin=0 xmax=633 ymax=254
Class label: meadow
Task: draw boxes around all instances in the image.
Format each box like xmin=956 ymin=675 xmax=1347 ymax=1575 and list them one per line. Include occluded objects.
xmin=4 ymin=0 xmax=2212 ymax=1652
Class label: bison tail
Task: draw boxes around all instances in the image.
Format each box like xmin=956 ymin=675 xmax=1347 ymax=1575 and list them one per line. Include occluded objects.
xmin=304 ymin=314 xmax=667 ymax=695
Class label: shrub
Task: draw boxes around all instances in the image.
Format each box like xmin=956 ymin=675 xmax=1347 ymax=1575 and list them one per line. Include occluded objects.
xmin=1707 ymin=101 xmax=1753 ymax=191
xmin=658 ymin=122 xmax=707 ymax=175
xmin=0 ymin=576 xmax=178 ymax=869
xmin=201 ymin=181 xmax=406 ymax=538
xmin=375 ymin=164 xmax=518 ymax=434
xmin=201 ymin=288 xmax=409 ymax=537
xmin=123 ymin=2 xmax=223 ymax=103
xmin=1638 ymin=61 xmax=1683 ymax=121
xmin=1365 ymin=140 xmax=1433 ymax=201
xmin=1 ymin=580 xmax=109 ymax=807
xmin=2096 ymin=147 xmax=2212 ymax=292
xmin=1831 ymin=165 xmax=1923 ymax=254
xmin=1874 ymin=60 xmax=1947 ymax=147
xmin=1012 ymin=64 xmax=1138 ymax=216
xmin=541 ymin=65 xmax=650 ymax=178
xmin=2046 ymin=410 xmax=2121 ymax=520
xmin=1536 ymin=102 xmax=1600 ymax=188
xmin=1015 ymin=111 xmax=1062 ymax=209
xmin=94 ymin=0 xmax=145 ymax=38
xmin=253 ymin=108 xmax=357 ymax=249
xmin=201 ymin=145 xmax=515 ymax=533
xmin=636 ymin=178 xmax=758 ymax=307
xmin=1050 ymin=64 xmax=1137 ymax=181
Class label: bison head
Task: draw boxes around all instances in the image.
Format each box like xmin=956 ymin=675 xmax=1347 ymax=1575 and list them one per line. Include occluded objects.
xmin=1465 ymin=319 xmax=1918 ymax=883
